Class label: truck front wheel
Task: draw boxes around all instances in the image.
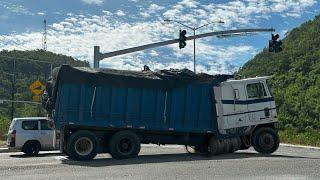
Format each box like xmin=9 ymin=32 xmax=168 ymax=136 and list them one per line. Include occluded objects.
xmin=67 ymin=130 xmax=98 ymax=161
xmin=109 ymin=130 xmax=141 ymax=159
xmin=252 ymin=127 xmax=279 ymax=154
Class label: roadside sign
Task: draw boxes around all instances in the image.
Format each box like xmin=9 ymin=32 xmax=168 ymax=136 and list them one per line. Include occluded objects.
xmin=32 ymin=95 xmax=41 ymax=102
xmin=29 ymin=80 xmax=45 ymax=96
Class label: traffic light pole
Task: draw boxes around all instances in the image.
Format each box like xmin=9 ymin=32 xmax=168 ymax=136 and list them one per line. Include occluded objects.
xmin=193 ymin=28 xmax=196 ymax=73
xmin=93 ymin=28 xmax=275 ymax=69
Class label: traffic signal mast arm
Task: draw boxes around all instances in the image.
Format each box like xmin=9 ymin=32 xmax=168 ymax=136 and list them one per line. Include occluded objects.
xmin=94 ymin=28 xmax=275 ymax=68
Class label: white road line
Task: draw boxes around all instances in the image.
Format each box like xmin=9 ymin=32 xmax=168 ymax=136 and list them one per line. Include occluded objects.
xmin=280 ymin=143 xmax=320 ymax=150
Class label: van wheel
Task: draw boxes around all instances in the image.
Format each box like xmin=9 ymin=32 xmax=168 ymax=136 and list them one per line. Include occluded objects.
xmin=67 ymin=131 xmax=98 ymax=161
xmin=109 ymin=131 xmax=141 ymax=159
xmin=23 ymin=141 xmax=41 ymax=155
xmin=252 ymin=127 xmax=279 ymax=154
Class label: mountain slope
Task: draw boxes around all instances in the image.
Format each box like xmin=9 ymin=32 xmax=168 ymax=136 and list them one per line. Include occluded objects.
xmin=0 ymin=49 xmax=89 ymax=119
xmin=239 ymin=15 xmax=320 ymax=132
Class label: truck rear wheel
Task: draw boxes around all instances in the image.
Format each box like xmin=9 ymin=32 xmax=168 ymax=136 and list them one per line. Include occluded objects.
xmin=109 ymin=130 xmax=141 ymax=159
xmin=252 ymin=127 xmax=279 ymax=154
xmin=208 ymin=137 xmax=221 ymax=155
xmin=67 ymin=130 xmax=98 ymax=161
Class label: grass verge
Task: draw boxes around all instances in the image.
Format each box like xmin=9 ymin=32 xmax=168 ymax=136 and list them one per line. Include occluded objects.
xmin=279 ymin=129 xmax=320 ymax=147
xmin=0 ymin=140 xmax=5 ymax=148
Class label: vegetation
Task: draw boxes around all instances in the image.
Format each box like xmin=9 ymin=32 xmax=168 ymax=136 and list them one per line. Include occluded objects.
xmin=239 ymin=15 xmax=320 ymax=146
xmin=0 ymin=49 xmax=89 ymax=140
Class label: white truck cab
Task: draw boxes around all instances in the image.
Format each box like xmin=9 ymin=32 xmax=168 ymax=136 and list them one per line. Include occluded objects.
xmin=7 ymin=117 xmax=56 ymax=155
xmin=214 ymin=76 xmax=277 ymax=135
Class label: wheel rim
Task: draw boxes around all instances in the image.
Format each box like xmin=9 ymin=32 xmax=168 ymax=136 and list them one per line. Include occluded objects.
xmin=29 ymin=143 xmax=39 ymax=154
xmin=117 ymin=138 xmax=133 ymax=155
xmin=31 ymin=145 xmax=37 ymax=153
xmin=259 ymin=133 xmax=275 ymax=150
xmin=75 ymin=137 xmax=93 ymax=156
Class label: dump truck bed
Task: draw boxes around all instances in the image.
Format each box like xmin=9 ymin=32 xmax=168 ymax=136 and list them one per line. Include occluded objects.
xmin=48 ymin=65 xmax=231 ymax=133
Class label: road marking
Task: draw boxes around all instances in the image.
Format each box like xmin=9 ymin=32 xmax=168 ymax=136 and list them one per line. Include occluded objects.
xmin=280 ymin=143 xmax=320 ymax=150
xmin=55 ymin=156 xmax=68 ymax=161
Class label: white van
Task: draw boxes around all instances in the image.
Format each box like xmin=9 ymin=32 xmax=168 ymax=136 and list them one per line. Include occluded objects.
xmin=6 ymin=117 xmax=56 ymax=155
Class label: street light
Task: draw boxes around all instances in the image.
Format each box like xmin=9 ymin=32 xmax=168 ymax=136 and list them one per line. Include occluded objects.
xmin=164 ymin=19 xmax=224 ymax=73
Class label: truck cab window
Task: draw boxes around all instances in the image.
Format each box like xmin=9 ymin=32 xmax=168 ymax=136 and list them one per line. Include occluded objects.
xmin=247 ymin=82 xmax=267 ymax=98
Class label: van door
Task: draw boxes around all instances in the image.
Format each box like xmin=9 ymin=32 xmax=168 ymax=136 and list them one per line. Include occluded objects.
xmin=219 ymin=83 xmax=249 ymax=131
xmin=39 ymin=120 xmax=54 ymax=150
xmin=19 ymin=120 xmax=40 ymax=148
xmin=245 ymin=81 xmax=273 ymax=124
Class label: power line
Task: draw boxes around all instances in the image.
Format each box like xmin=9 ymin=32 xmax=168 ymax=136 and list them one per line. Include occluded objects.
xmin=0 ymin=99 xmax=41 ymax=105
xmin=0 ymin=55 xmax=60 ymax=65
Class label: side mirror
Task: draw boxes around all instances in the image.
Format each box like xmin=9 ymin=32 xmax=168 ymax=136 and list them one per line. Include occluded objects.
xmin=234 ymin=89 xmax=240 ymax=100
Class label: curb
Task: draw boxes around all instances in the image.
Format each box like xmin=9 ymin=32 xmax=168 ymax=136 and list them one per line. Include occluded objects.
xmin=0 ymin=147 xmax=13 ymax=153
xmin=280 ymin=143 xmax=320 ymax=150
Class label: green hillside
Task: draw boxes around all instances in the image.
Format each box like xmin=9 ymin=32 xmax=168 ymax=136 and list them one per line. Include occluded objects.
xmin=0 ymin=49 xmax=89 ymax=139
xmin=239 ymin=15 xmax=320 ymax=146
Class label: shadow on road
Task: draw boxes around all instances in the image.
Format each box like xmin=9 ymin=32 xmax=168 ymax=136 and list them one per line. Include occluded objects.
xmin=60 ymin=152 xmax=320 ymax=167
xmin=10 ymin=152 xmax=62 ymax=158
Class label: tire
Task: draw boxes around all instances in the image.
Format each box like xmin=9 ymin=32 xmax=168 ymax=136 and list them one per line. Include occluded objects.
xmin=67 ymin=130 xmax=98 ymax=161
xmin=22 ymin=141 xmax=41 ymax=156
xmin=109 ymin=130 xmax=141 ymax=159
xmin=252 ymin=127 xmax=280 ymax=154
xmin=209 ymin=137 xmax=223 ymax=155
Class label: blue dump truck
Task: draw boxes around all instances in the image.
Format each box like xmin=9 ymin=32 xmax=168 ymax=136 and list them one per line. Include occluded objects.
xmin=42 ymin=65 xmax=279 ymax=161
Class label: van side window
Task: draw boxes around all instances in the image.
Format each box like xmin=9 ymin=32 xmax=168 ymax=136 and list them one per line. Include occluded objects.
xmin=22 ymin=121 xmax=38 ymax=130
xmin=40 ymin=120 xmax=51 ymax=130
xmin=247 ymin=83 xmax=267 ymax=98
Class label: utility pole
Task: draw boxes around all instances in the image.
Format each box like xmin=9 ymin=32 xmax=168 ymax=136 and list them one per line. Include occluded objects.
xmin=164 ymin=19 xmax=224 ymax=73
xmin=42 ymin=19 xmax=47 ymax=51
xmin=11 ymin=59 xmax=16 ymax=120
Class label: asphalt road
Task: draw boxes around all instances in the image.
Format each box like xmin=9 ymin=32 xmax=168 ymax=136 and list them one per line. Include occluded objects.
xmin=0 ymin=145 xmax=319 ymax=180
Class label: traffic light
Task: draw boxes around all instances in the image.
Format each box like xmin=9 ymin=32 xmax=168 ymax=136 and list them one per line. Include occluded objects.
xmin=179 ymin=29 xmax=187 ymax=49
xmin=275 ymin=40 xmax=282 ymax=53
xmin=268 ymin=34 xmax=282 ymax=53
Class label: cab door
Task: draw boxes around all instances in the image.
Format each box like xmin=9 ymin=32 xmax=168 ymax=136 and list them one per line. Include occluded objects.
xmin=219 ymin=82 xmax=249 ymax=130
xmin=245 ymin=81 xmax=273 ymax=124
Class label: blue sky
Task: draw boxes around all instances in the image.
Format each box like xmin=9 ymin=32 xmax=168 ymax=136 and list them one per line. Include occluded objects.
xmin=0 ymin=0 xmax=319 ymax=74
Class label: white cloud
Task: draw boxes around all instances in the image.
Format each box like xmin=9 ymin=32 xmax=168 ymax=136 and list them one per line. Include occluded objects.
xmin=0 ymin=0 xmax=317 ymax=74
xmin=81 ymin=0 xmax=103 ymax=5
xmin=116 ymin=10 xmax=126 ymax=16
xmin=102 ymin=10 xmax=113 ymax=16
xmin=149 ymin=50 xmax=159 ymax=57
xmin=140 ymin=4 xmax=165 ymax=18
xmin=0 ymin=2 xmax=34 ymax=15
xmin=178 ymin=0 xmax=199 ymax=8
xmin=37 ymin=12 xmax=45 ymax=16
xmin=149 ymin=4 xmax=165 ymax=12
